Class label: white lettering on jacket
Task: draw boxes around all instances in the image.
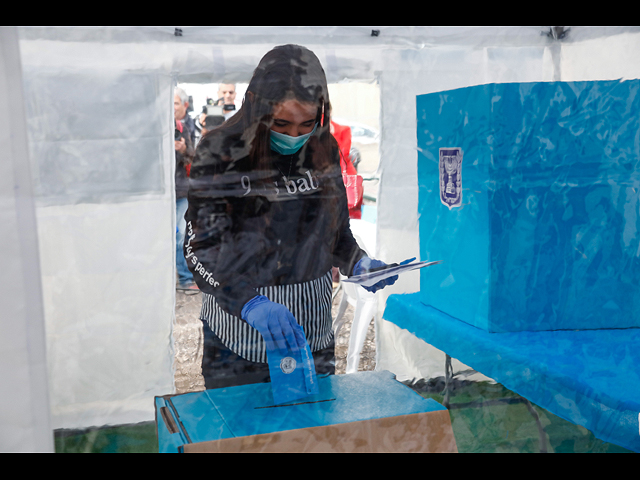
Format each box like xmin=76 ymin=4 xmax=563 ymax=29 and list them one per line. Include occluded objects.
xmin=241 ymin=170 xmax=319 ymax=197
xmin=185 ymin=222 xmax=219 ymax=287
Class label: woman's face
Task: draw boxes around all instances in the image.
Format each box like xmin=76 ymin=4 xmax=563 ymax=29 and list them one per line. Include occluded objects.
xmin=270 ymin=99 xmax=317 ymax=137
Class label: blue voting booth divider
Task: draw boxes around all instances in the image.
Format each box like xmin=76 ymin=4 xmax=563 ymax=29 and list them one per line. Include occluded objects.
xmin=155 ymin=370 xmax=457 ymax=453
xmin=380 ymin=79 xmax=640 ymax=451
xmin=416 ymin=80 xmax=640 ymax=333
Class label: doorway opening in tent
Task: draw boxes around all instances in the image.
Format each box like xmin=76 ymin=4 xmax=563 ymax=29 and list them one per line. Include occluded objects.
xmin=327 ymin=81 xmax=381 ymax=209
xmin=177 ymin=80 xmax=381 ymax=207
xmin=171 ymin=80 xmax=382 ymax=391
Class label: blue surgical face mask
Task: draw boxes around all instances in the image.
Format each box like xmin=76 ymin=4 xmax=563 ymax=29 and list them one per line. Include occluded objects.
xmin=270 ymin=123 xmax=318 ymax=155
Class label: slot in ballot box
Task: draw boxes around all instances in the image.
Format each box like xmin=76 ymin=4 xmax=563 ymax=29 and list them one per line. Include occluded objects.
xmin=155 ymin=370 xmax=457 ymax=453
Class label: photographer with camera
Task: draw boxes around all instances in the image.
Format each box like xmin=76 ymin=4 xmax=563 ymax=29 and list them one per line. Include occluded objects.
xmin=216 ymin=82 xmax=238 ymax=120
xmin=174 ymin=89 xmax=197 ymax=291
xmin=196 ymin=99 xmax=225 ymax=144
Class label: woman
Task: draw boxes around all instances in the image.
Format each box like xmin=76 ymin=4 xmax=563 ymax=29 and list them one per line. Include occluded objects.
xmin=185 ymin=45 xmax=398 ymax=392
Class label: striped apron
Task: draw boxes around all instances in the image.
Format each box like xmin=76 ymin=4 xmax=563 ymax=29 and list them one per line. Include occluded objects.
xmin=200 ymin=270 xmax=334 ymax=363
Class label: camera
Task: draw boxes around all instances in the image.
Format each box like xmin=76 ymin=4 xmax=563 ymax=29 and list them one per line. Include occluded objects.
xmin=207 ymin=96 xmax=235 ymax=113
xmin=175 ymin=128 xmax=182 ymax=141
xmin=202 ymin=104 xmax=223 ymax=117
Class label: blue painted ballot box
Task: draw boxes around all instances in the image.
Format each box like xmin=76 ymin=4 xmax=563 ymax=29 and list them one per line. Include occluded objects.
xmin=417 ymin=80 xmax=640 ymax=332
xmin=155 ymin=370 xmax=457 ymax=453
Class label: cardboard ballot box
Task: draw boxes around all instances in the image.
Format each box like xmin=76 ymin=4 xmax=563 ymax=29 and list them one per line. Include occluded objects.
xmin=417 ymin=80 xmax=640 ymax=333
xmin=155 ymin=370 xmax=457 ymax=453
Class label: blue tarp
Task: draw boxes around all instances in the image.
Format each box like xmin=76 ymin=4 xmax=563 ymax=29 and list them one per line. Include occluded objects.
xmin=382 ymin=293 xmax=640 ymax=452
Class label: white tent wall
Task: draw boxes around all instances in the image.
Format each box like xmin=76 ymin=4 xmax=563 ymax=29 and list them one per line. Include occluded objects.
xmin=5 ymin=26 xmax=640 ymax=447
xmin=17 ymin=29 xmax=177 ymax=431
xmin=0 ymin=27 xmax=53 ymax=453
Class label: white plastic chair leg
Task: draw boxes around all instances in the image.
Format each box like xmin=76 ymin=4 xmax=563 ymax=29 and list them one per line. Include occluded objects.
xmin=345 ymin=290 xmax=377 ymax=374
xmin=332 ymin=286 xmax=350 ymax=338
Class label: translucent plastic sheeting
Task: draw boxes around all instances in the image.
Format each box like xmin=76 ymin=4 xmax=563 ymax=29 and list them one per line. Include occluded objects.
xmin=383 ymin=294 xmax=640 ymax=452
xmin=21 ymin=67 xmax=175 ymax=430
xmin=384 ymin=62 xmax=640 ymax=452
xmin=374 ymin=27 xmax=640 ymax=381
xmin=17 ymin=32 xmax=176 ymax=431
xmin=0 ymin=27 xmax=53 ymax=453
xmin=23 ymin=71 xmax=167 ymax=205
xmin=6 ymin=26 xmax=640 ymax=452
xmin=373 ymin=38 xmax=559 ymax=379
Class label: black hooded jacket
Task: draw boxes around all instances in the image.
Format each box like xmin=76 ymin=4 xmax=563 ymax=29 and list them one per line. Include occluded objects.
xmin=184 ymin=129 xmax=366 ymax=319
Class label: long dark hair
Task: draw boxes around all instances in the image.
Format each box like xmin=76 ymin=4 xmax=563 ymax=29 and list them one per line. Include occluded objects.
xmin=205 ymin=44 xmax=337 ymax=172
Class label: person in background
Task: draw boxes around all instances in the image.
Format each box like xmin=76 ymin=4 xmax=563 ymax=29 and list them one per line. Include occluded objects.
xmin=331 ymin=120 xmax=362 ymax=220
xmin=196 ymin=98 xmax=226 ymax=145
xmin=330 ymin=119 xmax=363 ymax=287
xmin=175 ymin=87 xmax=196 ymax=147
xmin=174 ymin=88 xmax=197 ymax=291
xmin=194 ymin=83 xmax=237 ymax=144
xmin=216 ymin=82 xmax=238 ymax=121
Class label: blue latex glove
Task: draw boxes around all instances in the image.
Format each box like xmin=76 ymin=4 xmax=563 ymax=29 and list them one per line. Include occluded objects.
xmin=242 ymin=295 xmax=319 ymax=404
xmin=352 ymin=257 xmax=416 ymax=293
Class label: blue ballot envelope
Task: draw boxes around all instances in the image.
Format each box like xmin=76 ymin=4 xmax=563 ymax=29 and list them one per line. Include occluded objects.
xmin=266 ymin=338 xmax=319 ymax=405
xmin=155 ymin=370 xmax=457 ymax=453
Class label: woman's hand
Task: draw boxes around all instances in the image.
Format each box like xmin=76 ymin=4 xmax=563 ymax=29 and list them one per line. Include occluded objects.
xmin=242 ymin=296 xmax=305 ymax=356
xmin=352 ymin=256 xmax=416 ymax=293
xmin=241 ymin=295 xmax=317 ymax=395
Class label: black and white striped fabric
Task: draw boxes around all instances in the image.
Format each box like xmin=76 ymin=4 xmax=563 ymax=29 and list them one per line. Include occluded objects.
xmin=200 ymin=270 xmax=334 ymax=363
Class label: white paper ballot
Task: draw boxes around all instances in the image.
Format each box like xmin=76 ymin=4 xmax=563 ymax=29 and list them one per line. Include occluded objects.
xmin=343 ymin=259 xmax=442 ymax=288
